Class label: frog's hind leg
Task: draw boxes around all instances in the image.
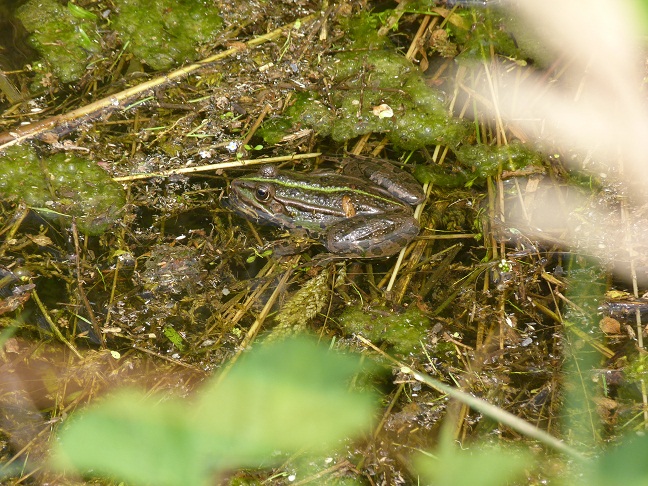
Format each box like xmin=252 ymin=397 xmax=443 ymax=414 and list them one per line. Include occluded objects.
xmin=325 ymin=214 xmax=420 ymax=258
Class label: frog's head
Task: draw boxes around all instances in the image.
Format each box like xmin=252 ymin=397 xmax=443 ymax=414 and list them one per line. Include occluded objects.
xmin=225 ymin=165 xmax=291 ymax=227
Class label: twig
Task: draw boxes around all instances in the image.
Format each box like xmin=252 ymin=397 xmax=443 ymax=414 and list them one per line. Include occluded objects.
xmin=112 ymin=152 xmax=321 ymax=181
xmin=216 ymin=256 xmax=299 ymax=383
xmin=241 ymin=103 xmax=272 ymax=149
xmin=31 ymin=289 xmax=83 ymax=360
xmin=71 ymin=221 xmax=104 ymax=347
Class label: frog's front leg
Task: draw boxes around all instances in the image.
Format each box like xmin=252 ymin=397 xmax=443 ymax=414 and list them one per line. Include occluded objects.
xmin=325 ymin=213 xmax=420 ymax=258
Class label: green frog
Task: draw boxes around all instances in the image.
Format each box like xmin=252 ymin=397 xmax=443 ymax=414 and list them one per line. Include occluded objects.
xmin=226 ymin=159 xmax=425 ymax=258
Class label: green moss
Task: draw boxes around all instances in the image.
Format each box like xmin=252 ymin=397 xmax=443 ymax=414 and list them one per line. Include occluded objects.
xmin=402 ymin=76 xmax=446 ymax=113
xmin=0 ymin=145 xmax=50 ymax=207
xmin=16 ymin=0 xmax=102 ymax=84
xmin=391 ymin=111 xmax=470 ymax=150
xmin=325 ymin=50 xmax=415 ymax=89
xmin=330 ymin=90 xmax=395 ymax=141
xmin=286 ymin=93 xmax=335 ymax=135
xmin=257 ymin=118 xmax=293 ymax=144
xmin=338 ymin=306 xmax=430 ymax=355
xmin=455 ymin=141 xmax=544 ymax=180
xmin=260 ymin=17 xmax=471 ymax=149
xmin=414 ymin=163 xmax=469 ymax=189
xmin=337 ymin=12 xmax=393 ymax=50
xmin=47 ymin=153 xmax=127 ymax=234
xmin=258 ymin=92 xmax=335 ymax=143
xmin=445 ymin=8 xmax=523 ymax=62
xmin=113 ymin=0 xmax=223 ymax=70
xmin=0 ymin=146 xmax=126 ymax=235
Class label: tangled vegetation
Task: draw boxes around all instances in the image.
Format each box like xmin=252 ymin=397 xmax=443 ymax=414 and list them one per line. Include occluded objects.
xmin=1 ymin=0 xmax=648 ymax=484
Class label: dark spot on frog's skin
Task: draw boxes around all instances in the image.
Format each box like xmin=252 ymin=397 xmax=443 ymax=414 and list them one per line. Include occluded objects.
xmin=393 ymin=236 xmax=407 ymax=246
xmin=259 ymin=165 xmax=279 ymax=178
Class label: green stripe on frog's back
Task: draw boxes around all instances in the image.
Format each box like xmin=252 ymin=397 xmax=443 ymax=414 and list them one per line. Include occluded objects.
xmin=239 ymin=174 xmax=410 ymax=210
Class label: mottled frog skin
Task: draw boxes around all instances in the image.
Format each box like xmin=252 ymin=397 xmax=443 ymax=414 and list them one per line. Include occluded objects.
xmin=226 ymin=159 xmax=425 ymax=258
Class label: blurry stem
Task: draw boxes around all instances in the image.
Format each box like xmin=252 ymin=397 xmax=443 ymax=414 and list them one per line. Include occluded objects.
xmin=480 ymin=59 xmax=508 ymax=146
xmin=620 ymin=179 xmax=648 ymax=425
xmin=31 ymin=289 xmax=82 ymax=360
xmin=356 ymin=334 xmax=586 ymax=461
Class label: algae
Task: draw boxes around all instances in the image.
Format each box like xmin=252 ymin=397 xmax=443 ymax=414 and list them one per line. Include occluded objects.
xmin=0 ymin=146 xmax=126 ymax=235
xmin=445 ymin=6 xmax=523 ymax=62
xmin=414 ymin=142 xmax=543 ymax=188
xmin=16 ymin=0 xmax=102 ymax=85
xmin=338 ymin=306 xmax=430 ymax=355
xmin=257 ymin=12 xmax=470 ymax=149
xmin=259 ymin=92 xmax=334 ymax=143
xmin=113 ymin=0 xmax=223 ymax=70
xmin=455 ymin=141 xmax=544 ymax=180
xmin=259 ymin=47 xmax=469 ymax=148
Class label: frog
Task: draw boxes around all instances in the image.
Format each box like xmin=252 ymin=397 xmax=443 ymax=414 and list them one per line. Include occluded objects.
xmin=225 ymin=158 xmax=425 ymax=258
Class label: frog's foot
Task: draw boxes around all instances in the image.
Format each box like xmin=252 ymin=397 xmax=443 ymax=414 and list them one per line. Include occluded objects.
xmin=270 ymin=238 xmax=315 ymax=256
xmin=307 ymin=252 xmax=349 ymax=267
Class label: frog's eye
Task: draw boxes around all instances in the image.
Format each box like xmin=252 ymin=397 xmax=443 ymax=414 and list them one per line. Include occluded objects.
xmin=255 ymin=184 xmax=273 ymax=202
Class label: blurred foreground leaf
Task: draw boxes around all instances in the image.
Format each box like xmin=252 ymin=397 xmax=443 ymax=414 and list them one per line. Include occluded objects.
xmin=51 ymin=338 xmax=376 ymax=485
xmin=589 ymin=433 xmax=648 ymax=486
xmin=415 ymin=441 xmax=533 ymax=486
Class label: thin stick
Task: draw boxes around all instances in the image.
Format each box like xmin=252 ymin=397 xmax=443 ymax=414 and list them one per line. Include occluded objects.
xmin=31 ymin=289 xmax=83 ymax=360
xmin=241 ymin=103 xmax=272 ymax=148
xmin=112 ymin=152 xmax=321 ymax=181
xmin=216 ymin=256 xmax=299 ymax=383
xmin=71 ymin=222 xmax=104 ymax=347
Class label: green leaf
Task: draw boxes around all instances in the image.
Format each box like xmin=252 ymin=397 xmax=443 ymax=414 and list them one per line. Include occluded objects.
xmin=50 ymin=338 xmax=376 ymax=485
xmin=194 ymin=338 xmax=376 ymax=462
xmin=590 ymin=434 xmax=648 ymax=486
xmin=415 ymin=442 xmax=533 ymax=486
xmin=163 ymin=326 xmax=185 ymax=352
xmin=67 ymin=2 xmax=98 ymax=21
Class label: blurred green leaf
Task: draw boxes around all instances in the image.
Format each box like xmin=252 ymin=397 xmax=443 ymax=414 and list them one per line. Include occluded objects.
xmin=415 ymin=442 xmax=533 ymax=486
xmin=590 ymin=434 xmax=648 ymax=486
xmin=51 ymin=338 xmax=376 ymax=486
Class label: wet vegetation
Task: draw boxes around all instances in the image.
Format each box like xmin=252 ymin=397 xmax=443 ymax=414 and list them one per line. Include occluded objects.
xmin=1 ymin=0 xmax=648 ymax=484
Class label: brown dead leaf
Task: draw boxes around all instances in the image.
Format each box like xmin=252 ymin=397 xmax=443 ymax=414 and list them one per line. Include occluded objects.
xmin=599 ymin=316 xmax=621 ymax=335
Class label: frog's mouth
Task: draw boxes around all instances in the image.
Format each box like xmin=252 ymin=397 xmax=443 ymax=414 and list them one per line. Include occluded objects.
xmin=225 ymin=182 xmax=284 ymax=227
xmin=223 ymin=186 xmax=259 ymax=221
